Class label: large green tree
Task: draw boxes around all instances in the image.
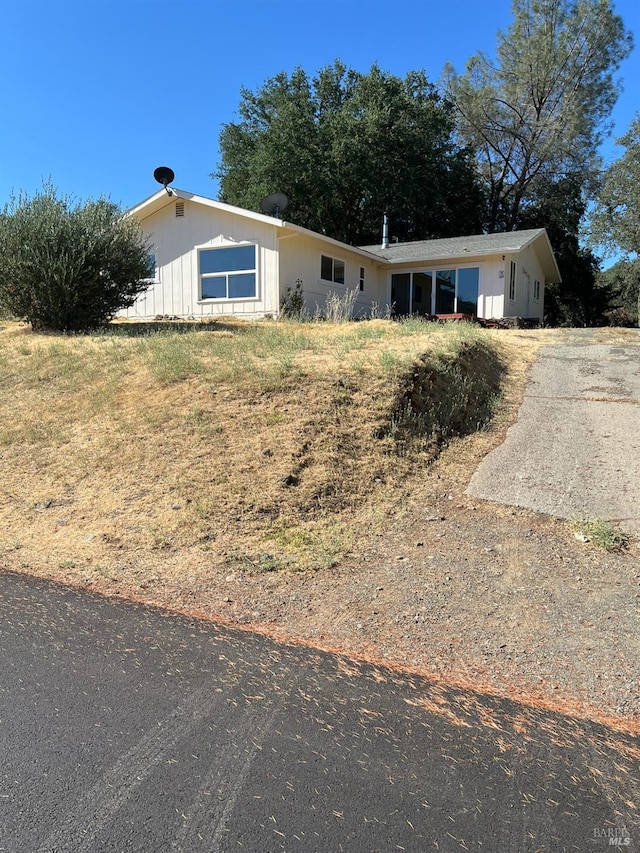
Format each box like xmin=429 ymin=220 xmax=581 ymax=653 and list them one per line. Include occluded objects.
xmin=595 ymin=260 xmax=640 ymax=326
xmin=589 ymin=114 xmax=640 ymax=324
xmin=590 ymin=114 xmax=640 ymax=257
xmin=444 ymin=0 xmax=633 ymax=233
xmin=215 ymin=62 xmax=485 ymax=245
xmin=0 ymin=184 xmax=152 ymax=331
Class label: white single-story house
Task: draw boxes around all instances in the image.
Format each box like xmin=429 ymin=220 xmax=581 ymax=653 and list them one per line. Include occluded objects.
xmin=120 ymin=188 xmax=561 ymax=323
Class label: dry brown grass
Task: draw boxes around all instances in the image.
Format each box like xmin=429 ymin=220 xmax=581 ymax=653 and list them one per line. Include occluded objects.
xmin=0 ymin=317 xmax=548 ymax=585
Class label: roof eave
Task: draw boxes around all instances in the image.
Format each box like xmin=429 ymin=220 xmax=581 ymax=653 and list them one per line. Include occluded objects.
xmin=506 ymin=228 xmax=561 ymax=283
xmin=126 ymin=189 xmax=290 ymax=229
xmin=380 ymin=247 xmax=510 ymax=264
xmin=370 ymin=229 xmax=562 ymax=281
xmin=279 ymin=222 xmax=388 ymax=262
xmin=538 ymin=230 xmax=563 ymax=283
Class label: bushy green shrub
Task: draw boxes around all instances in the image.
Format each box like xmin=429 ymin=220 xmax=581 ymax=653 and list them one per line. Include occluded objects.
xmin=0 ymin=183 xmax=152 ymax=331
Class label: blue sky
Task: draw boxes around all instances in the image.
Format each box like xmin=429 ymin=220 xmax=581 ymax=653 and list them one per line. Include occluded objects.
xmin=1 ymin=0 xmax=638 ymax=212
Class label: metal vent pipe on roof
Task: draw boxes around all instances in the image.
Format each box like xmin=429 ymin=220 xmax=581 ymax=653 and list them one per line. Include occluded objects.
xmin=382 ymin=213 xmax=389 ymax=249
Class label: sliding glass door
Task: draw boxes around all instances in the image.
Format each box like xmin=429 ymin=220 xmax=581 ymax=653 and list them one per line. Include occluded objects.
xmin=412 ymin=272 xmax=433 ymax=316
xmin=391 ymin=267 xmax=478 ymax=316
xmin=457 ymin=268 xmax=479 ymax=314
xmin=435 ymin=270 xmax=455 ymax=313
xmin=390 ymin=273 xmax=411 ymax=315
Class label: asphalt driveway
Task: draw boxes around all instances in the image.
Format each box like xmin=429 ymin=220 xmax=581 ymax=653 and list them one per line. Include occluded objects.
xmin=467 ymin=329 xmax=640 ymax=536
xmin=0 ymin=570 xmax=638 ymax=852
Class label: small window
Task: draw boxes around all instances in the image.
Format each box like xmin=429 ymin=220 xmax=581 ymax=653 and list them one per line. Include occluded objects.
xmin=199 ymin=244 xmax=257 ymax=300
xmin=146 ymin=252 xmax=158 ymax=281
xmin=509 ymin=261 xmax=516 ymax=301
xmin=321 ymin=254 xmax=345 ymax=285
xmin=533 ymin=279 xmax=541 ymax=301
xmin=359 ymin=267 xmax=365 ymax=292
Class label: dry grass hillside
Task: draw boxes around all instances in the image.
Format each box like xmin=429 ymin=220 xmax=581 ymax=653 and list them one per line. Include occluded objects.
xmin=0 ymin=318 xmax=513 ymax=576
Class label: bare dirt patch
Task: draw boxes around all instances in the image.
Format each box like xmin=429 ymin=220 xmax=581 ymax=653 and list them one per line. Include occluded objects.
xmin=1 ymin=322 xmax=638 ymax=729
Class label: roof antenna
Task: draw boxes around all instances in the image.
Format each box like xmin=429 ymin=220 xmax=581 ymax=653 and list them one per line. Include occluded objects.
xmin=153 ymin=166 xmax=175 ymax=197
xmin=259 ymin=191 xmax=289 ymax=218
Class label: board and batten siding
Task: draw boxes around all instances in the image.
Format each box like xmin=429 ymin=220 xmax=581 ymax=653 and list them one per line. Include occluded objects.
xmin=120 ymin=199 xmax=280 ymax=320
xmin=503 ymin=245 xmax=546 ymax=321
xmin=278 ymin=233 xmax=386 ymax=318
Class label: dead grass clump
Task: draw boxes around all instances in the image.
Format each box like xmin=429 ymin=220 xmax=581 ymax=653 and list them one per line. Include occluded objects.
xmin=385 ymin=335 xmax=505 ymax=454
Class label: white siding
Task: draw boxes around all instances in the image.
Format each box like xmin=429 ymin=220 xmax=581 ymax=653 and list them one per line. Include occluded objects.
xmin=278 ymin=233 xmax=386 ymax=318
xmin=504 ymin=246 xmax=546 ymax=321
xmin=478 ymin=258 xmax=504 ymax=320
xmin=120 ymin=200 xmax=280 ymax=320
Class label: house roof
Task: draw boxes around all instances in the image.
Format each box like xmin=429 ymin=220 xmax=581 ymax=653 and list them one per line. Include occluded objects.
xmin=360 ymin=229 xmax=561 ymax=282
xmin=128 ymin=190 xmax=561 ymax=283
xmin=127 ymin=188 xmax=385 ymax=263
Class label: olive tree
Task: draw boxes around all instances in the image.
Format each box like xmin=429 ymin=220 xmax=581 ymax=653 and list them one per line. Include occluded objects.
xmin=0 ymin=184 xmax=153 ymax=331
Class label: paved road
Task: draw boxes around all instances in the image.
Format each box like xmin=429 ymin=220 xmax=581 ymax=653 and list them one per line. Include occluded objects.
xmin=0 ymin=571 xmax=638 ymax=852
xmin=467 ymin=331 xmax=640 ymax=536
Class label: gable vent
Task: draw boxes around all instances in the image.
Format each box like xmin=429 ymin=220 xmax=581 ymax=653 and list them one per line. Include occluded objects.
xmin=175 ymin=201 xmax=185 ymax=217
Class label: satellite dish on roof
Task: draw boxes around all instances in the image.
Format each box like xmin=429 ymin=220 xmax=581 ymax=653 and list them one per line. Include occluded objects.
xmin=153 ymin=166 xmax=175 ymax=196
xmin=259 ymin=191 xmax=288 ymax=218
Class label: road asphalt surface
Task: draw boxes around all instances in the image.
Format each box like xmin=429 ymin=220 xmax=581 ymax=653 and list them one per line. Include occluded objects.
xmin=0 ymin=570 xmax=638 ymax=852
xmin=467 ymin=330 xmax=640 ymax=536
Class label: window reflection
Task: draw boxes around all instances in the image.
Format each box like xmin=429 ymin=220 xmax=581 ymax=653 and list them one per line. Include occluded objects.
xmin=436 ymin=270 xmax=455 ymax=313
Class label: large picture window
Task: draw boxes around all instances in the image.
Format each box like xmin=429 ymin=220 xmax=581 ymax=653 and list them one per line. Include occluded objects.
xmin=199 ymin=245 xmax=257 ymax=300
